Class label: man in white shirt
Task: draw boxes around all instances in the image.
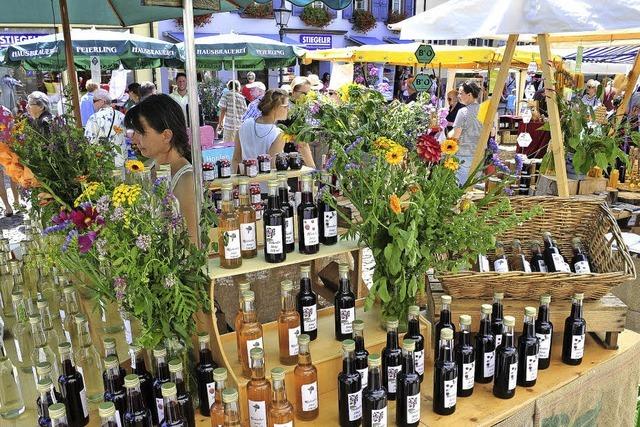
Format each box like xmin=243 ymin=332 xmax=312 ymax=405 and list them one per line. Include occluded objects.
xmin=84 ymin=89 xmax=126 ymax=167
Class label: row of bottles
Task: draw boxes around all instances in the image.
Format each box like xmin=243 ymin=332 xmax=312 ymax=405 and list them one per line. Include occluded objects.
xmin=432 ymin=292 xmax=587 ymax=415
xmin=477 ymin=233 xmax=593 ymax=274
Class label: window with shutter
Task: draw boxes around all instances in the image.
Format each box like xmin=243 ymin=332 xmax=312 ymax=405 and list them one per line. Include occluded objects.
xmin=354 ymin=0 xmax=369 ymax=11
xmin=390 ymin=0 xmax=402 ymax=14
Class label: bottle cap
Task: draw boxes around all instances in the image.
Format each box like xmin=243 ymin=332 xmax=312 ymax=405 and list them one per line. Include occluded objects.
xmin=74 ymin=313 xmax=87 ymax=324
xmin=153 ymin=346 xmax=167 ymax=358
xmin=129 ymin=343 xmax=142 ymax=354
xmin=58 ymin=341 xmax=71 ymax=352
xmin=168 ymin=358 xmax=183 ymax=373
xmin=213 ymin=367 xmax=228 ymax=381
xmin=300 ymin=264 xmax=311 ymax=274
xmin=124 ymin=374 xmax=140 ymax=388
xmin=440 ymin=328 xmax=454 ymax=340
xmin=238 ymin=281 xmax=251 ymax=293
xmin=402 ymin=338 xmax=416 ymax=351
xmin=37 ymin=377 xmax=53 ymax=392
xmin=368 ymin=353 xmax=382 ymax=367
xmin=542 ymin=231 xmax=551 ymax=238
xmin=270 ymin=367 xmax=285 ymax=381
xmin=28 ymin=313 xmax=41 ymax=325
xmin=197 ymin=332 xmax=210 ymax=344
xmin=481 ymin=304 xmax=492 ymax=314
xmin=441 ymin=295 xmax=452 ymax=304
xmin=524 ymin=306 xmax=537 ymax=317
xmin=503 ymin=315 xmax=516 ymax=327
xmin=540 ymin=294 xmax=551 ymax=304
xmin=298 ymin=334 xmax=310 ymax=346
xmin=104 ymin=355 xmax=120 ymax=369
xmin=408 ymin=305 xmax=420 ymax=316
xmin=36 ymin=298 xmax=48 ymax=309
xmin=63 ymin=286 xmax=75 ymax=295
xmin=574 ymin=293 xmax=584 ymax=301
xmin=459 ymin=314 xmax=472 ymax=326
xmin=338 ymin=263 xmax=349 ymax=275
xmin=571 ymin=237 xmax=582 ymax=245
xmin=103 ymin=337 xmax=116 ymax=349
xmin=161 ymin=382 xmax=178 ymax=398
xmin=352 ymin=319 xmax=365 ymax=332
xmin=48 ymin=403 xmax=67 ymax=419
xmin=494 ymin=292 xmax=504 ymax=300
xmin=267 ymin=179 xmax=278 ymax=189
xmin=36 ymin=362 xmax=52 ymax=375
xmin=250 ymin=347 xmax=264 ymax=360
xmin=495 ymin=241 xmax=505 ymax=248
xmin=386 ymin=318 xmax=399 ymax=329
xmin=238 ymin=178 xmax=250 ymax=186
xmin=221 ymin=182 xmax=233 ymax=191
xmin=222 ymin=388 xmax=238 ymax=403
xmin=512 ymin=239 xmax=522 ymax=246
xmin=98 ymin=401 xmax=116 ymax=418
xmin=242 ymin=290 xmax=255 ymax=302
xmin=280 ymin=279 xmax=293 ymax=292
xmin=11 ymin=291 xmax=22 ymax=302
xmin=342 ymin=339 xmax=356 ymax=352
xmin=530 ymin=240 xmax=542 ymax=248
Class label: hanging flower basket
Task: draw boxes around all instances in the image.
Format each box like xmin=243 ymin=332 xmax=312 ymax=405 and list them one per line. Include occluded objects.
xmin=386 ymin=11 xmax=406 ymax=25
xmin=301 ymin=5 xmax=332 ymax=28
xmin=174 ymin=13 xmax=214 ymax=28
xmin=241 ymin=2 xmax=273 ymax=18
xmin=351 ymin=10 xmax=376 ymax=33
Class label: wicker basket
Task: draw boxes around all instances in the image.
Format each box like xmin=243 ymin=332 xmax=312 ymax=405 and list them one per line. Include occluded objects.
xmin=440 ymin=196 xmax=636 ymax=300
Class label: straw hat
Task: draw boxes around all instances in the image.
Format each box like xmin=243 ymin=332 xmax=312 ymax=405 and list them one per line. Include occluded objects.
xmin=306 ymin=74 xmax=324 ymax=91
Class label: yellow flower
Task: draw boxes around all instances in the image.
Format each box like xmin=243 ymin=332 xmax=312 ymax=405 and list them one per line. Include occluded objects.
xmin=74 ymin=182 xmax=101 ymax=207
xmin=441 ymin=139 xmax=459 ymax=155
xmin=385 ymin=145 xmax=406 ymax=165
xmin=389 ymin=194 xmax=402 ymax=215
xmin=373 ymin=136 xmax=394 ymax=151
xmin=338 ymin=83 xmax=360 ymax=103
xmin=444 ymin=157 xmax=459 ymax=171
xmin=112 ymin=184 xmax=141 ymax=207
xmin=125 ymin=160 xmax=145 ymax=173
xmin=282 ymin=133 xmax=295 ymax=143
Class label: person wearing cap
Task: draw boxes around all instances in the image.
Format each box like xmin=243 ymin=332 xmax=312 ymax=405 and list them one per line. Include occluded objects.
xmin=26 ymin=91 xmax=53 ymax=134
xmin=84 ymin=89 xmax=126 ymax=167
xmin=306 ymin=74 xmax=325 ymax=92
xmin=218 ymin=80 xmax=248 ymax=143
xmin=242 ymin=81 xmax=267 ymax=122
xmin=241 ymin=71 xmax=260 ymax=102
xmin=79 ymin=80 xmax=99 ymax=126
xmin=581 ymin=79 xmax=602 ymax=108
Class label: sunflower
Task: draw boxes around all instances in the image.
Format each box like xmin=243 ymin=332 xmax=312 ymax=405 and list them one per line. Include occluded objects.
xmin=385 ymin=145 xmax=406 ymax=165
xmin=441 ymin=139 xmax=459 ymax=155
xmin=125 ymin=159 xmax=145 ymax=173
xmin=389 ymin=194 xmax=402 ymax=215
xmin=282 ymin=133 xmax=295 ymax=143
xmin=444 ymin=157 xmax=459 ymax=171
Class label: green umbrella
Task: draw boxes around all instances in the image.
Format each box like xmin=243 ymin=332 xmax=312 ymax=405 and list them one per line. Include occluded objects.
xmin=3 ymin=28 xmax=178 ymax=71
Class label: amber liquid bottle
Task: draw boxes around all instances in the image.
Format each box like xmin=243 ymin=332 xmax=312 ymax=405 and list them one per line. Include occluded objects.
xmin=493 ymin=316 xmax=518 ymax=399
xmin=263 ymin=180 xmax=286 ymax=263
xmin=517 ymin=307 xmax=540 ymax=388
xmin=404 ymin=305 xmax=425 ymax=382
xmin=222 ymin=388 xmax=241 ymax=427
xmin=269 ymin=367 xmax=294 ymax=427
xmin=277 ymin=173 xmax=295 ymax=253
xmin=334 ymin=263 xmax=356 ymax=341
xmin=294 ymin=334 xmax=319 ymax=421
xmin=362 ymin=354 xmax=387 ymax=427
xmin=381 ymin=318 xmax=402 ymax=401
xmin=247 ymin=348 xmax=270 ymax=427
xmin=352 ymin=320 xmax=369 ymax=391
xmin=530 ymin=241 xmax=548 ymax=272
xmin=161 ymin=382 xmax=186 ymax=427
xmin=234 ymin=281 xmax=251 ymax=363
xmin=318 ymin=171 xmax=338 ymax=246
xmin=434 ymin=294 xmax=455 ymax=361
xmin=278 ymin=280 xmax=301 ymax=365
xmin=493 ymin=242 xmax=509 ymax=272
xmin=338 ymin=339 xmax=362 ymax=427
xmin=455 ymin=315 xmax=475 ymax=397
xmin=239 ymin=291 xmax=264 ymax=378
xmin=535 ymin=295 xmax=553 ymax=370
xmin=297 ymin=174 xmax=319 ymax=254
xmin=238 ymin=179 xmax=258 ymax=259
xmin=491 ymin=292 xmax=505 ymax=348
xmin=103 ymin=356 xmax=126 ymax=426
xmin=210 ymin=368 xmax=227 ymax=427
xmin=562 ymin=293 xmax=586 ymax=366
xmin=433 ymin=328 xmax=457 ymax=416
xmin=296 ymin=264 xmax=318 ymax=340
xmin=123 ymin=374 xmax=153 ymax=427
xmin=152 ymin=346 xmax=171 ymax=425
xmin=474 ymin=304 xmax=495 ymax=383
xmin=218 ymin=183 xmax=242 ymax=269
xmin=57 ymin=342 xmax=89 ymax=427
xmin=509 ymin=239 xmax=531 ymax=272
xmin=196 ymin=332 xmax=217 ymax=417
xmin=396 ymin=339 xmax=421 ymax=427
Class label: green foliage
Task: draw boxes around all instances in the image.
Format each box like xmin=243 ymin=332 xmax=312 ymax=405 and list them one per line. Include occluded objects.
xmin=351 ymin=9 xmax=376 ymax=33
xmin=242 ymin=2 xmax=273 ymax=18
xmin=386 ymin=11 xmax=406 ymax=24
xmin=198 ymin=76 xmax=225 ymax=124
xmin=300 ymin=5 xmax=332 ymax=28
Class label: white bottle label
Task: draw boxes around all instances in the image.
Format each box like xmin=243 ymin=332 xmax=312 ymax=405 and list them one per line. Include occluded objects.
xmin=284 ymin=217 xmax=294 ymax=245
xmin=571 ymin=334 xmax=585 ymax=359
xmin=248 ymin=399 xmax=267 ymax=427
xmin=494 ymin=258 xmax=509 ymax=273
xmin=100 ymin=302 xmax=107 ymax=323
xmin=265 ymin=225 xmax=283 ymax=254
xmin=156 ymin=397 xmax=164 ymax=423
xmin=562 ymin=261 xmax=572 ymax=273
xmin=240 ymin=222 xmax=257 ymax=251
xmin=406 ymin=392 xmax=421 ymax=423
xmin=371 ymin=407 xmax=387 ymax=427
xmin=323 ymin=211 xmax=338 ymax=237
xmin=246 ymin=337 xmax=264 ymax=369
xmin=64 ymin=330 xmax=71 ymax=343
xmin=386 ymin=365 xmax=402 ymax=393
xmin=302 ymin=304 xmax=317 ymax=332
xmin=301 ymin=381 xmax=318 ymax=412
xmin=537 ymin=333 xmax=552 ymax=359
xmin=206 ymin=381 xmax=216 ymax=410
xmin=357 ymin=367 xmax=368 ymax=390
xmin=223 ymin=229 xmax=241 ymax=260
xmin=462 ymin=361 xmax=475 ymax=389
xmin=551 ymin=253 xmax=564 ymax=269
xmin=340 ymin=307 xmax=355 ymax=334
xmin=288 ymin=326 xmax=301 ymax=356
xmin=414 ymin=349 xmax=425 ymax=375
xmin=443 ymin=377 xmax=457 ymax=408
xmin=79 ymin=386 xmax=89 ymax=417
xmin=484 ymin=351 xmax=495 ymax=377
xmin=526 ymin=354 xmax=538 ymax=381
xmin=574 ymin=261 xmax=591 ymax=274
xmin=495 ymin=334 xmax=503 ymax=348
xmin=523 ymin=259 xmax=532 ymax=272
xmin=13 ymin=338 xmax=22 ymax=362
xmin=124 ymin=318 xmax=133 ymax=345
xmin=59 ymin=309 xmax=66 ymax=322
xmin=538 ymin=260 xmax=548 ymax=272
xmin=251 ymin=194 xmax=261 ymax=204
xmin=303 ymin=218 xmax=319 ymax=246
xmin=347 ymin=390 xmax=362 ymax=421
xmin=508 ymin=362 xmax=518 ymax=390
xmin=479 ymin=255 xmax=490 ymax=272
xmin=273 ymin=422 xmax=293 ymax=427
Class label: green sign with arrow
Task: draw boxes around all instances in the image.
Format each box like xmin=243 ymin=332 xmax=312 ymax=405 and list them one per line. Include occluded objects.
xmin=414 ymin=44 xmax=435 ymax=64
xmin=412 ymin=73 xmax=433 ymax=92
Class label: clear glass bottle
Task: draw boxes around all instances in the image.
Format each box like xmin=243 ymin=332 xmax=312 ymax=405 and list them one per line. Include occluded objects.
xmin=49 ymin=403 xmax=69 ymax=427
xmin=74 ymin=314 xmax=104 ymax=402
xmin=29 ymin=313 xmax=59 ymax=383
xmin=168 ymin=359 xmax=195 ymax=427
xmin=196 ymin=332 xmax=217 ymax=417
xmin=571 ymin=237 xmax=592 ymax=273
xmin=161 ymin=382 xmax=186 ymax=426
xmin=57 ymin=341 xmax=89 ymax=426
xmin=269 ymin=367 xmax=294 ymax=427
xmin=517 ymin=306 xmax=540 ymax=387
xmin=509 ymin=239 xmax=531 ymax=272
xmin=103 ymin=356 xmax=126 ymax=425
xmin=210 ymin=368 xmax=227 ymax=427
xmin=491 ymin=292 xmax=505 ymax=348
xmin=218 ymin=182 xmax=242 ymax=269
xmin=21 ymin=252 xmax=39 ymax=300
xmin=61 ymin=286 xmax=81 ymax=347
xmin=98 ymin=401 xmax=120 ymax=427
xmin=222 ymin=388 xmax=241 ymax=427
xmin=278 ymin=279 xmax=301 ymax=365
xmin=455 ymin=314 xmax=475 ymax=397
xmin=562 ymin=293 xmax=586 ymax=365
xmin=123 ymin=374 xmax=152 ymax=427
xmin=296 ymin=264 xmax=317 ymax=340
xmin=396 ymin=338 xmax=421 ymax=427
xmin=294 ymin=334 xmax=319 ymax=421
xmin=433 ymin=328 xmax=457 ymax=415
xmin=352 ymin=319 xmax=369 ymax=391
xmin=381 ymin=318 xmax=402 ymax=401
xmin=338 ymin=339 xmax=361 ymax=427
xmin=493 ymin=242 xmax=509 ymax=272
xmin=238 ymin=179 xmax=258 ymax=259
xmin=239 ymin=291 xmax=264 ymax=378
xmin=37 ymin=297 xmax=62 ymax=357
xmin=0 ymin=257 xmax=13 ymax=319
xmin=129 ymin=344 xmax=155 ymax=425
xmin=0 ymin=355 xmax=25 ymax=418
xmin=263 ymin=180 xmax=286 ymax=263
xmin=493 ymin=315 xmax=518 ymax=399
xmin=474 ymin=304 xmax=495 ymax=383
xmin=334 ymin=263 xmax=356 ymax=341
xmin=535 ymin=295 xmax=553 ymax=370
xmin=434 ymin=294 xmax=455 ymax=361
xmin=297 ymin=174 xmax=319 ymax=254
xmin=404 ymin=305 xmax=425 ymax=382
xmin=36 ymin=254 xmax=62 ymax=324
xmin=9 ymin=259 xmax=24 ymax=294
xmin=529 ymin=241 xmax=548 ymax=272
xmin=10 ymin=290 xmax=34 ymax=372
xmin=37 ymin=377 xmax=62 ymax=426
xmin=277 ymin=173 xmax=295 ymax=253
xmin=234 ymin=281 xmax=251 ymax=363
xmin=247 ymin=348 xmax=270 ymax=427
xmin=362 ymin=353 xmax=387 ymax=427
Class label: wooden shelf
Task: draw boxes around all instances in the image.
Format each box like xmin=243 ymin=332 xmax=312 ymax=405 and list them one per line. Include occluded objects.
xmin=207 ymin=166 xmax=315 ymax=190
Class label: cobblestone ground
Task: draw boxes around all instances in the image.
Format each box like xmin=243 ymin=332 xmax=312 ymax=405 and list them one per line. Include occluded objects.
xmin=0 ymin=176 xmax=28 ymax=247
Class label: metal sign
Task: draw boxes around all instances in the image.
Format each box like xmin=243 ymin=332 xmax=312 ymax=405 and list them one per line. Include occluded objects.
xmin=0 ymin=33 xmax=48 ymax=47
xmin=412 ymin=73 xmax=432 ymax=92
xmin=90 ymin=56 xmax=101 ymax=83
xmin=141 ymin=0 xmax=220 ymax=10
xmin=299 ymin=34 xmax=332 ymax=50
xmin=414 ymin=44 xmax=435 ymax=64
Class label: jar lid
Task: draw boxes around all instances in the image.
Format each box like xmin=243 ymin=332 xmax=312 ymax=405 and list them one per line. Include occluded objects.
xmin=161 ymin=382 xmax=177 ymax=398
xmin=213 ymin=367 xmax=228 ymax=381
xmin=49 ymin=403 xmax=67 ymax=419
xmin=222 ymin=388 xmax=238 ymax=403
xmin=98 ymin=401 xmax=116 ymax=418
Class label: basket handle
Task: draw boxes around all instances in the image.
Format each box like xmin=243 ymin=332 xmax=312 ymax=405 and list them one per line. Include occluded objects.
xmin=600 ymin=204 xmax=637 ymax=280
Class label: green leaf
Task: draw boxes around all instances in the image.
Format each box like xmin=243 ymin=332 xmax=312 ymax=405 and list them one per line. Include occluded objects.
xmin=594 ymin=152 xmax=608 ymax=170
xmin=572 ymin=150 xmax=586 ymax=172
xmin=542 ymin=414 xmax=570 ymax=427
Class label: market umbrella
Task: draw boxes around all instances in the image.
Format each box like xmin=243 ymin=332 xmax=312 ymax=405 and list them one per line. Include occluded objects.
xmin=2 ymin=28 xmax=178 ymax=71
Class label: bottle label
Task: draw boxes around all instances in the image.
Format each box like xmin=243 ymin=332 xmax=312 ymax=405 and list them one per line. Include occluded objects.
xmin=64 ymin=330 xmax=71 ymax=343
xmin=339 ymin=307 xmax=355 ymax=334
xmin=273 ymin=423 xmax=293 ymax=427
xmin=495 ymin=334 xmax=503 ymax=348
xmin=523 ymin=259 xmax=532 ymax=272
xmin=265 ymin=225 xmax=283 ymax=254
xmin=248 ymin=399 xmax=267 ymax=427
xmin=371 ymin=407 xmax=387 ymax=427
xmin=206 ymin=381 xmax=216 ymax=410
xmin=124 ymin=318 xmax=133 ymax=345
xmin=100 ymin=301 xmax=107 ymax=323
xmin=574 ymin=261 xmax=591 ymax=274
xmin=443 ymin=377 xmax=457 ymax=408
xmin=526 ymin=354 xmax=538 ymax=381
xmin=251 ymin=193 xmax=262 ymax=204
xmin=406 ymin=392 xmax=421 ymax=423
xmin=13 ymin=338 xmax=22 ymax=362
xmin=220 ymin=166 xmax=231 ymax=177
xmin=284 ymin=217 xmax=294 ymax=245
xmin=357 ymin=367 xmax=368 ymax=390
xmin=494 ymin=258 xmax=509 ymax=273
xmin=386 ymin=365 xmax=402 ymax=393
xmin=538 ymin=260 xmax=548 ymax=272
xmin=301 ymin=381 xmax=318 ymax=411
xmin=156 ymin=397 xmax=164 ymax=424
xmin=114 ymin=410 xmax=123 ymax=427
xmin=537 ymin=333 xmax=552 ymax=359
xmin=347 ymin=389 xmax=362 ymax=421
xmin=414 ymin=349 xmax=425 ymax=375
xmin=59 ymin=309 xmax=66 ymax=322
xmin=302 ymin=304 xmax=317 ymax=332
xmin=303 ymin=218 xmax=319 ymax=246
xmin=246 ymin=337 xmax=264 ymax=369
xmin=508 ymin=362 xmax=518 ymax=390
xmin=478 ymin=254 xmax=490 ymax=272
xmin=462 ymin=361 xmax=475 ymax=389
xmin=484 ymin=351 xmax=495 ymax=377
xmin=240 ymin=222 xmax=257 ymax=251
xmin=288 ymin=326 xmax=301 ymax=356
xmin=552 ymin=253 xmax=570 ymax=272
xmin=323 ymin=211 xmax=338 ymax=237
xmin=571 ymin=334 xmax=585 ymax=360
xmin=223 ymin=229 xmax=241 ymax=260
xmin=79 ymin=385 xmax=89 ymax=417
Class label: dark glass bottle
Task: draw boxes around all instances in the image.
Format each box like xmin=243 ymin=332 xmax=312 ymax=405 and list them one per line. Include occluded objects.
xmin=263 ymin=180 xmax=286 ymax=263
xmin=493 ymin=242 xmax=509 ymax=272
xmin=404 ymin=305 xmax=425 ymax=382
xmin=509 ymin=239 xmax=531 ymax=272
xmin=277 ymin=173 xmax=295 ymax=253
xmin=168 ymin=359 xmax=195 ymax=427
xmin=571 ymin=237 xmax=592 ymax=273
xmin=103 ymin=337 xmax=127 ymax=386
xmin=474 ymin=304 xmax=495 ymax=383
xmin=296 ymin=264 xmax=318 ymax=341
xmin=103 ymin=356 xmax=126 ymax=426
xmin=455 ymin=314 xmax=475 ymax=397
xmin=542 ymin=231 xmax=569 ymax=272
xmin=334 ymin=263 xmax=356 ymax=341
xmin=152 ymin=346 xmax=171 ymax=425
xmin=434 ymin=294 xmax=455 ymax=361
xmin=57 ymin=342 xmax=89 ymax=427
xmin=529 ymin=241 xmax=548 ymax=272
xmin=518 ymin=307 xmax=540 ymax=387
xmin=123 ymin=374 xmax=152 ymax=427
xmin=362 ymin=354 xmax=387 ymax=427
xmin=160 ymin=382 xmax=186 ymax=427
xmin=337 ymin=340 xmax=362 ymax=427
xmin=352 ymin=320 xmax=369 ymax=391
xmin=433 ymin=328 xmax=457 ymax=415
xmin=535 ymin=294 xmax=554 ymax=370
xmin=562 ymin=293 xmax=586 ymax=365
xmin=297 ymin=174 xmax=319 ymax=254
xmin=396 ymin=339 xmax=421 ymax=427
xmin=36 ymin=378 xmax=62 ymax=427
xmin=381 ymin=318 xmax=402 ymax=401
xmin=493 ymin=316 xmax=518 ymax=399
xmin=491 ymin=292 xmax=505 ymax=348
xmin=318 ymin=171 xmax=338 ymax=246
xmin=129 ymin=345 xmax=155 ymax=425
xmin=196 ymin=332 xmax=217 ymax=417
xmin=99 ymin=401 xmax=120 ymax=427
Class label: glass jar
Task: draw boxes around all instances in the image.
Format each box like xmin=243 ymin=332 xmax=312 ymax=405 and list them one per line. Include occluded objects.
xmin=243 ymin=159 xmax=258 ymax=177
xmin=233 ymin=188 xmax=240 ymax=208
xmin=217 ymin=159 xmax=232 ymax=178
xmin=253 ymin=203 xmax=264 ymax=221
xmin=288 ymin=152 xmax=303 ymax=170
xmin=203 ymin=162 xmax=217 ymax=181
xmin=258 ymin=155 xmax=272 ymax=174
xmin=250 ymin=184 xmax=262 ymax=205
xmin=276 ymin=153 xmax=289 ymax=171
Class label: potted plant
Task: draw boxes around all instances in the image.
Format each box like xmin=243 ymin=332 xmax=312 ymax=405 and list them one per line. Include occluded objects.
xmin=386 ymin=11 xmax=406 ymax=25
xmin=300 ymin=5 xmax=332 ymax=28
xmin=241 ymin=2 xmax=273 ymax=18
xmin=351 ymin=9 xmax=376 ymax=33
xmin=174 ymin=13 xmax=213 ymax=28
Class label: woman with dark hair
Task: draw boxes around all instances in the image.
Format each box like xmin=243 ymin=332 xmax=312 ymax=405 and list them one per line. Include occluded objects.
xmin=124 ymin=94 xmax=197 ymax=243
xmin=124 ymin=83 xmax=142 ymax=111
xmin=321 ymin=72 xmax=331 ymax=92
xmin=449 ymin=80 xmax=482 ymax=184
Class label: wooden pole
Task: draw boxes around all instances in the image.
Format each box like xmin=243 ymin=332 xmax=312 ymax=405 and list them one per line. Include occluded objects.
xmin=469 ymin=34 xmax=518 ymax=173
xmin=615 ymin=50 xmax=640 ymax=122
xmin=538 ymin=33 xmax=569 ymax=197
xmin=58 ymin=0 xmax=82 ymax=126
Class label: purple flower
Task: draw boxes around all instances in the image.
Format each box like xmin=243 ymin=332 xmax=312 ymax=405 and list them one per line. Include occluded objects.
xmin=309 ymin=101 xmax=321 ymax=116
xmin=488 ymin=137 xmax=499 ymax=154
xmin=113 ymin=277 xmax=127 ymax=302
xmin=78 ymin=231 xmax=98 ymax=253
xmin=324 ymin=154 xmax=336 ymax=170
xmin=368 ymin=66 xmax=379 ymax=76
xmin=62 ymin=229 xmax=78 ymax=252
xmin=110 ymin=207 xmax=125 ymax=221
xmin=152 ymin=177 xmax=168 ymax=193
xmin=504 ymin=187 xmax=514 ymax=196
xmin=169 ymin=212 xmax=184 ymax=232
xmin=96 ymin=195 xmax=110 ymax=214
xmin=345 ymin=137 xmax=363 ymax=154
xmin=44 ymin=220 xmax=71 ymax=235
xmin=354 ymin=76 xmax=365 ymax=84
xmin=492 ymin=153 xmax=511 ymax=173
xmin=345 ymin=162 xmax=359 ymax=170
xmin=164 ymin=274 xmax=177 ymax=289
xmin=514 ymin=154 xmax=524 ymax=177
xmin=135 ymin=234 xmax=151 ymax=251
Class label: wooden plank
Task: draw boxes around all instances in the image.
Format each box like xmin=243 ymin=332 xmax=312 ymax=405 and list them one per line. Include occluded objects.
xmin=543 ymin=32 xmax=640 ymax=44
xmin=578 ymin=177 xmax=608 ymax=195
xmin=615 ymin=50 xmax=640 ymax=126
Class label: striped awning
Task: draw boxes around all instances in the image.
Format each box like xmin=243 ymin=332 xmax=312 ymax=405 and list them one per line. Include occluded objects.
xmin=564 ymin=45 xmax=640 ymax=64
